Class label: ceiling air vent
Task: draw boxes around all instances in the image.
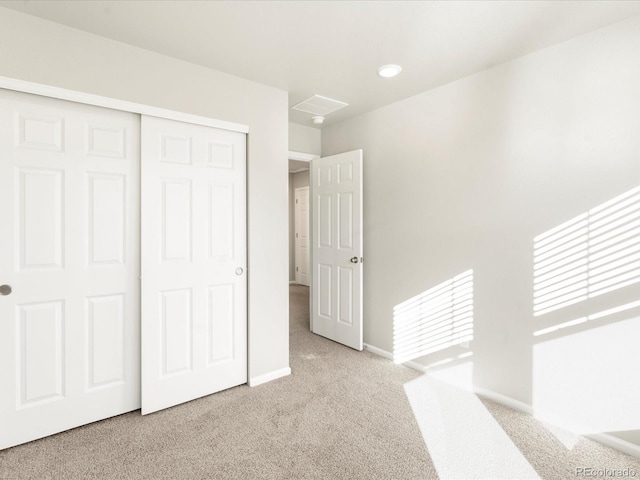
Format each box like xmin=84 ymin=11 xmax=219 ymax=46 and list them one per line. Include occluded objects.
xmin=291 ymin=95 xmax=348 ymax=116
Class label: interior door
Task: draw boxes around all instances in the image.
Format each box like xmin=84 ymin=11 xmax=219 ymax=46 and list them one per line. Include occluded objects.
xmin=0 ymin=89 xmax=140 ymax=449
xmin=310 ymin=150 xmax=363 ymax=350
xmin=141 ymin=115 xmax=247 ymax=414
xmin=295 ymin=186 xmax=310 ymax=286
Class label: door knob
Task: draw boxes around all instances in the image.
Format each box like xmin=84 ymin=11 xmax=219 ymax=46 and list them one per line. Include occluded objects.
xmin=0 ymin=284 xmax=12 ymax=296
xmin=350 ymin=257 xmax=359 ymax=264
xmin=235 ymin=267 xmax=244 ymax=275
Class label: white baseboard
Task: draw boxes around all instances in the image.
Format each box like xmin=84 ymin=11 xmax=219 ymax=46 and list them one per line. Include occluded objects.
xmin=362 ymin=343 xmax=640 ymax=460
xmin=363 ymin=343 xmax=427 ymax=372
xmin=363 ymin=343 xmax=392 ymax=359
xmin=474 ymin=387 xmax=534 ymax=416
xmin=404 ymin=360 xmax=428 ymax=373
xmin=289 ymin=280 xmax=296 ymax=285
xmin=248 ymin=367 xmax=291 ymax=387
xmin=586 ymin=432 xmax=640 ymax=460
xmin=475 ymin=387 xmax=640 ymax=460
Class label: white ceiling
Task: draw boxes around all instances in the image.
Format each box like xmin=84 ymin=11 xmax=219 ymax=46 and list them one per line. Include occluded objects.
xmin=3 ymin=1 xmax=640 ymax=128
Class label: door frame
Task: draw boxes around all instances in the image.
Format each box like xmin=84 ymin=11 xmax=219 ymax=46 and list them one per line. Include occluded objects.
xmin=294 ymin=186 xmax=310 ymax=286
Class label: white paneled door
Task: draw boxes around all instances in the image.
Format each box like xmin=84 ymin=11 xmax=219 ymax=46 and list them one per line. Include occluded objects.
xmin=295 ymin=186 xmax=310 ymax=286
xmin=311 ymin=150 xmax=363 ymax=350
xmin=141 ymin=116 xmax=247 ymax=414
xmin=0 ymin=89 xmax=140 ymax=449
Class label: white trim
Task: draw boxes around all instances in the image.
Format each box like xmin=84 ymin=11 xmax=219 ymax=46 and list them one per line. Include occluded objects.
xmin=0 ymin=75 xmax=249 ymax=133
xmin=288 ymin=150 xmax=320 ymax=162
xmin=289 ymin=280 xmax=297 ymax=284
xmin=363 ymin=343 xmax=426 ymax=371
xmin=248 ymin=367 xmax=291 ymax=387
xmin=474 ymin=387 xmax=534 ymax=416
xmin=363 ymin=343 xmax=392 ymax=359
xmin=362 ymin=344 xmax=640 ymax=459
xmin=290 ymin=167 xmax=309 ymax=173
xmin=404 ymin=360 xmax=429 ymax=372
xmin=586 ymin=433 xmax=640 ymax=460
xmin=475 ymin=388 xmax=640 ymax=460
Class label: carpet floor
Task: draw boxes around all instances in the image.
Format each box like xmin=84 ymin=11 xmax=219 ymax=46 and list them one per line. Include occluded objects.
xmin=0 ymin=284 xmax=638 ymax=479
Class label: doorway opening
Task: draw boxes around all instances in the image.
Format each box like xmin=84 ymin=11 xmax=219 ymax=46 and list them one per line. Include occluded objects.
xmin=288 ymin=151 xmax=317 ymax=329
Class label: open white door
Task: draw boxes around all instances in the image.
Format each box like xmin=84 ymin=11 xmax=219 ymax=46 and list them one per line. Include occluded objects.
xmin=311 ymin=150 xmax=363 ymax=350
xmin=0 ymin=89 xmax=140 ymax=449
xmin=141 ymin=116 xmax=247 ymax=414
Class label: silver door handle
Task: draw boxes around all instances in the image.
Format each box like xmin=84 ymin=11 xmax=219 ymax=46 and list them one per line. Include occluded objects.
xmin=0 ymin=285 xmax=12 ymax=296
xmin=350 ymin=257 xmax=359 ymax=264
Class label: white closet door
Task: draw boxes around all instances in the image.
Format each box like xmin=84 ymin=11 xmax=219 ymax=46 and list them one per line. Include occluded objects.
xmin=0 ymin=89 xmax=140 ymax=450
xmin=141 ymin=116 xmax=247 ymax=414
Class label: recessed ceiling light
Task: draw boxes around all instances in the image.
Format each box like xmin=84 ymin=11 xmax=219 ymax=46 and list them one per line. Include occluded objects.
xmin=312 ymin=115 xmax=325 ymax=125
xmin=377 ymin=64 xmax=402 ymax=78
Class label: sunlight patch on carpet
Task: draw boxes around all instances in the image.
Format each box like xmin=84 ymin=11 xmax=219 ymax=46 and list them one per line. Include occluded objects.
xmin=404 ymin=376 xmax=541 ymax=480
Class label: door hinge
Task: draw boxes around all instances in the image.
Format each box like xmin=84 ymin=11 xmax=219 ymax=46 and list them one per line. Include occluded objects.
xmin=296 ymin=233 xmax=298 ymax=238
xmin=296 ymin=199 xmax=298 ymax=204
xmin=296 ymin=267 xmax=298 ymax=271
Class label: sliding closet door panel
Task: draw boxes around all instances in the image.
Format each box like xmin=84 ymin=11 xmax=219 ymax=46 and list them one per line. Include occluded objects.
xmin=0 ymin=89 xmax=140 ymax=450
xmin=141 ymin=116 xmax=246 ymax=415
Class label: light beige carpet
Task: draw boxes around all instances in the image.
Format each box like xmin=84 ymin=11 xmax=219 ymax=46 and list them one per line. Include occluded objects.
xmin=0 ymin=284 xmax=638 ymax=479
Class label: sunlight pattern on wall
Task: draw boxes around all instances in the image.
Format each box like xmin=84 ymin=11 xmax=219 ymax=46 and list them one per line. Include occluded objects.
xmin=533 ymin=299 xmax=640 ymax=337
xmin=533 ymin=186 xmax=640 ymax=316
xmin=393 ymin=270 xmax=473 ymax=364
xmin=533 ymin=316 xmax=640 ymax=435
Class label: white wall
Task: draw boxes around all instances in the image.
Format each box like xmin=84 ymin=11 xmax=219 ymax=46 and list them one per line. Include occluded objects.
xmin=323 ymin=16 xmax=640 ymax=448
xmin=289 ymin=122 xmax=321 ymax=155
xmin=0 ymin=8 xmax=289 ymax=382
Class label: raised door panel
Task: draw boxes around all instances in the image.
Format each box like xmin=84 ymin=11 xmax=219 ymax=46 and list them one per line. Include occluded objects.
xmin=86 ymin=125 xmax=126 ymax=159
xmin=87 ymin=174 xmax=125 ymax=265
xmin=160 ymin=289 xmax=193 ymax=376
xmin=162 ymin=179 xmax=192 ymax=262
xmin=337 ymin=267 xmax=354 ymax=326
xmin=18 ymin=301 xmax=65 ymax=407
xmin=337 ymin=192 xmax=353 ymax=250
xmin=318 ymin=264 xmax=333 ymax=320
xmin=208 ymin=142 xmax=234 ymax=169
xmin=86 ymin=295 xmax=125 ymax=389
xmin=16 ymin=114 xmax=64 ymax=152
xmin=161 ymin=135 xmax=192 ymax=165
xmin=18 ymin=169 xmax=64 ymax=270
xmin=207 ymin=284 xmax=234 ymax=365
xmin=318 ymin=194 xmax=333 ymax=249
xmin=208 ymin=184 xmax=234 ymax=259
